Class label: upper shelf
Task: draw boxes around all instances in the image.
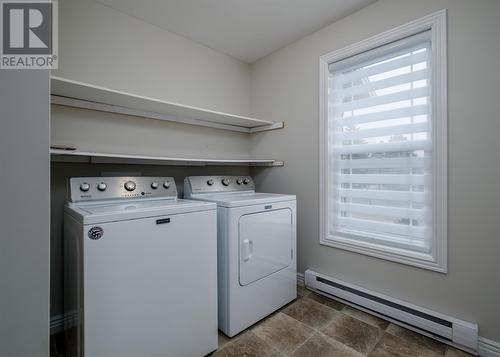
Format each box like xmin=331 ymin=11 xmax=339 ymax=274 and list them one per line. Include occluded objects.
xmin=51 ymin=76 xmax=283 ymax=133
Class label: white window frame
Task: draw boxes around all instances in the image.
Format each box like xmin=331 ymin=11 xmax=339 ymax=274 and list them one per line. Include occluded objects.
xmin=319 ymin=10 xmax=447 ymax=272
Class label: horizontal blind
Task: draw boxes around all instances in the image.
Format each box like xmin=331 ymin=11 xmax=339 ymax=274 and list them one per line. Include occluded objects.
xmin=328 ymin=30 xmax=433 ymax=252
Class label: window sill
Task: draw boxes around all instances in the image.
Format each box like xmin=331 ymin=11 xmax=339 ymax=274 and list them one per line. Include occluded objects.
xmin=320 ymin=235 xmax=447 ymax=273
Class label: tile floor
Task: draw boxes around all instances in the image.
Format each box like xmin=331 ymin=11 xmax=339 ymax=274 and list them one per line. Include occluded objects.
xmin=50 ymin=286 xmax=475 ymax=357
xmin=212 ymin=286 xmax=475 ymax=357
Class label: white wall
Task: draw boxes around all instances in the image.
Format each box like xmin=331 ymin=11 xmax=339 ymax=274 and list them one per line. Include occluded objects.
xmin=51 ymin=0 xmax=252 ymax=159
xmin=50 ymin=0 xmax=254 ymax=326
xmin=51 ymin=106 xmax=252 ymax=159
xmin=0 ymin=71 xmax=50 ymax=356
xmin=51 ymin=0 xmax=500 ymax=343
xmin=250 ymin=0 xmax=500 ymax=341
xmin=54 ymin=0 xmax=250 ymax=116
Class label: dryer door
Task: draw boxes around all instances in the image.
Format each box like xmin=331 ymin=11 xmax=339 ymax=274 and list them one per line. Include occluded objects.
xmin=239 ymin=208 xmax=292 ymax=286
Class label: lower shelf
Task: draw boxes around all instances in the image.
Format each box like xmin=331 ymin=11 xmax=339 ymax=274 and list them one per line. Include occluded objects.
xmin=50 ymin=149 xmax=284 ymax=167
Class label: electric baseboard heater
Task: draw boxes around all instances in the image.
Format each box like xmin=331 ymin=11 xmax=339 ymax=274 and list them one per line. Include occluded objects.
xmin=305 ymin=269 xmax=478 ymax=354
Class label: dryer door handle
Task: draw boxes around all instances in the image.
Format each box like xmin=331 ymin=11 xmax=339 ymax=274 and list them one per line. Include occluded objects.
xmin=242 ymin=239 xmax=253 ymax=262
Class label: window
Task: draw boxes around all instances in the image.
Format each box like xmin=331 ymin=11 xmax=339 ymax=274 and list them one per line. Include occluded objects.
xmin=319 ymin=11 xmax=447 ymax=272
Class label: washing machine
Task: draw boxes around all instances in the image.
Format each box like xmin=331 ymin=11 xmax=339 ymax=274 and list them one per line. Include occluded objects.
xmin=64 ymin=176 xmax=218 ymax=357
xmin=184 ymin=176 xmax=296 ymax=337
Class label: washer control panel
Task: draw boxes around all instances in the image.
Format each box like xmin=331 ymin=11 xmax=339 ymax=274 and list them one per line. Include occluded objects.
xmin=69 ymin=177 xmax=177 ymax=202
xmin=184 ymin=176 xmax=255 ymax=195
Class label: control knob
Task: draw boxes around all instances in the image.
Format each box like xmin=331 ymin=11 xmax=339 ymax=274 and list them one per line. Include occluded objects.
xmin=80 ymin=183 xmax=90 ymax=192
xmin=243 ymin=178 xmax=251 ymax=185
xmin=124 ymin=181 xmax=136 ymax=192
xmin=207 ymin=179 xmax=214 ymax=186
xmin=151 ymin=182 xmax=159 ymax=189
xmin=97 ymin=182 xmax=107 ymax=191
xmin=163 ymin=181 xmax=171 ymax=189
xmin=236 ymin=178 xmax=243 ymax=185
xmin=222 ymin=178 xmax=230 ymax=186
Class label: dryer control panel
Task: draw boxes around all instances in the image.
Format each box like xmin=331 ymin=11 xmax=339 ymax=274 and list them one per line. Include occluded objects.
xmin=68 ymin=176 xmax=178 ymax=202
xmin=184 ymin=176 xmax=255 ymax=195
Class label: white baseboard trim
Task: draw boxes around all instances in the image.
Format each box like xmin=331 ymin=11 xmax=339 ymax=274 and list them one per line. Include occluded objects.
xmin=479 ymin=337 xmax=500 ymax=357
xmin=298 ymin=273 xmax=499 ymax=357
xmin=296 ymin=272 xmax=305 ymax=287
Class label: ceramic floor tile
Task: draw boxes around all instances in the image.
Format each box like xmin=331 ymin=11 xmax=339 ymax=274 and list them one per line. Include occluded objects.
xmin=282 ymin=296 xmax=339 ymax=329
xmin=342 ymin=306 xmax=390 ymax=329
xmin=291 ymin=333 xmax=364 ymax=357
xmin=444 ymin=346 xmax=475 ymax=357
xmin=297 ymin=286 xmax=311 ymax=298
xmin=322 ymin=313 xmax=384 ymax=354
xmin=218 ymin=330 xmax=233 ymax=350
xmin=369 ymin=332 xmax=444 ymax=357
xmin=213 ymin=331 xmax=283 ymax=357
xmin=252 ymin=312 xmax=315 ymax=355
xmin=307 ymin=292 xmax=345 ymax=311
xmin=386 ymin=324 xmax=446 ymax=355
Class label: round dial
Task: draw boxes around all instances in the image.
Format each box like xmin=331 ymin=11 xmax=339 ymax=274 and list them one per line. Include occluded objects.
xmin=207 ymin=179 xmax=214 ymax=186
xmin=151 ymin=182 xmax=159 ymax=189
xmin=124 ymin=181 xmax=136 ymax=192
xmin=97 ymin=182 xmax=107 ymax=191
xmin=163 ymin=181 xmax=171 ymax=189
xmin=80 ymin=183 xmax=90 ymax=192
xmin=243 ymin=178 xmax=251 ymax=185
xmin=236 ymin=178 xmax=243 ymax=185
xmin=222 ymin=178 xmax=230 ymax=186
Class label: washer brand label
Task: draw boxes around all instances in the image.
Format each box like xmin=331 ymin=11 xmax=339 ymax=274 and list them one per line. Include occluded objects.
xmin=88 ymin=226 xmax=103 ymax=240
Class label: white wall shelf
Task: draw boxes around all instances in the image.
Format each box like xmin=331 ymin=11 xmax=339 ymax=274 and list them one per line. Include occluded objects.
xmin=50 ymin=149 xmax=284 ymax=167
xmin=51 ymin=76 xmax=284 ymax=133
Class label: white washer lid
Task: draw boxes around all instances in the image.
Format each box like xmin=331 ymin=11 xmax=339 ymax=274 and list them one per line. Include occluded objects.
xmin=65 ymin=198 xmax=216 ymax=224
xmin=187 ymin=192 xmax=296 ymax=208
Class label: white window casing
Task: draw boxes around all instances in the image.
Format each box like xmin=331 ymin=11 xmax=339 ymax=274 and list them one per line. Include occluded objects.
xmin=319 ymin=10 xmax=447 ymax=272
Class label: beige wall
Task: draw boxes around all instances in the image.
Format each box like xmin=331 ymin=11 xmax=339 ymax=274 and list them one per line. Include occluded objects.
xmin=250 ymin=0 xmax=500 ymax=341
